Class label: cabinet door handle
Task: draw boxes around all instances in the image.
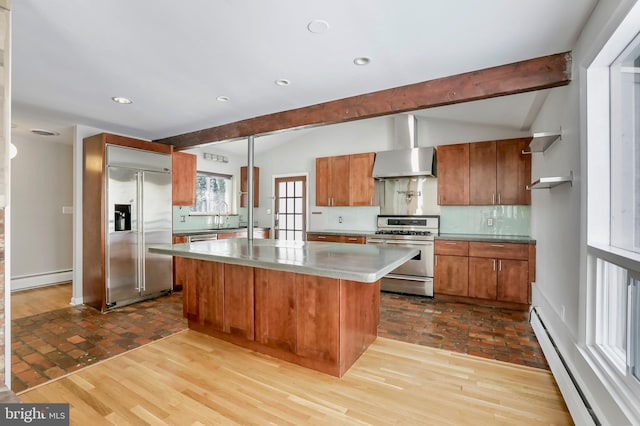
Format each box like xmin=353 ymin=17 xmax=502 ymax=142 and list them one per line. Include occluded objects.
xmin=317 ymin=236 xmax=327 ymax=239
xmin=493 ymin=259 xmax=496 ymax=271
xmin=490 ymin=244 xmax=505 ymax=247
xmin=435 ymin=255 xmax=438 ymax=266
xmin=498 ymin=260 xmax=502 ymax=271
xmin=492 ymin=193 xmax=496 ymax=204
xmin=347 ymin=237 xmax=358 ymax=241
xmin=444 ymin=242 xmax=457 ymax=245
xmin=498 ymin=193 xmax=501 ymax=204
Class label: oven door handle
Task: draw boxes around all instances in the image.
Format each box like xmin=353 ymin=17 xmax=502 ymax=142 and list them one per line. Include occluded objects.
xmin=366 ymin=239 xmax=386 ymax=244
xmin=386 ymin=273 xmax=433 ymax=281
xmin=381 ymin=240 xmax=433 ymax=246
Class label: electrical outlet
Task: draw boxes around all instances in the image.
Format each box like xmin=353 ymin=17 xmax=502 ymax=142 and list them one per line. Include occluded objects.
xmin=338 ymin=216 xmax=343 ymax=223
xmin=180 ymin=215 xmax=186 ymax=222
xmin=487 ymin=218 xmax=493 ymax=227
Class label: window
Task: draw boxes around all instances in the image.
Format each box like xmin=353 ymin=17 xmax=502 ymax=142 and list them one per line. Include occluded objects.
xmin=191 ymin=172 xmax=232 ymax=213
xmin=586 ymin=5 xmax=640 ymax=418
xmin=594 ymin=259 xmax=628 ymax=370
xmin=610 ymin=34 xmax=640 ymax=253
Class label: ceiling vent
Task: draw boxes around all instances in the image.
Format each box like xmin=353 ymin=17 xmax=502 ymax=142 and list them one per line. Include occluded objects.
xmin=31 ymin=129 xmax=60 ymax=136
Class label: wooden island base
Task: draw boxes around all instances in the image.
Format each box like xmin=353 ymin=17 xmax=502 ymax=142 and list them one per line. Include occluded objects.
xmin=178 ymin=257 xmax=380 ymax=377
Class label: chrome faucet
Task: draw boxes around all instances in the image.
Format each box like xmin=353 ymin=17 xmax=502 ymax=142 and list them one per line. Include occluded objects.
xmin=216 ymin=201 xmax=229 ymax=229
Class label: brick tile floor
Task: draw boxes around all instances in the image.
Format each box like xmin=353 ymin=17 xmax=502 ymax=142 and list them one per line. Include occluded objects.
xmin=11 ymin=292 xmax=187 ymax=392
xmin=378 ymin=292 xmax=549 ymax=370
xmin=12 ymin=290 xmax=547 ymax=393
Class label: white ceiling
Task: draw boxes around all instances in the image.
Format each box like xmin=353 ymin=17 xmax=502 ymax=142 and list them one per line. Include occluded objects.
xmin=11 ymin=0 xmax=597 ymax=148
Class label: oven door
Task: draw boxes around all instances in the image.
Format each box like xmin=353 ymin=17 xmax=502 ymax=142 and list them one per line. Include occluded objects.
xmin=367 ymin=239 xmax=433 ymax=277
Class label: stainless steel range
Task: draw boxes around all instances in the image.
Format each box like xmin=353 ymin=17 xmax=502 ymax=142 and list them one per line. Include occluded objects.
xmin=366 ymin=215 xmax=439 ymax=297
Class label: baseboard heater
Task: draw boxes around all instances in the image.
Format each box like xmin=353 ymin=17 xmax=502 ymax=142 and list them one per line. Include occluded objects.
xmin=530 ymin=307 xmax=600 ymax=426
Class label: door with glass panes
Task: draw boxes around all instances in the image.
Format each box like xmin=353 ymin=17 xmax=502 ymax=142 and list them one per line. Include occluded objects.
xmin=274 ymin=176 xmax=306 ymax=241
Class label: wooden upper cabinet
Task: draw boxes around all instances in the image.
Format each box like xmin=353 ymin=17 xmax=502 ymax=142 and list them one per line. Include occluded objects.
xmin=496 ymin=138 xmax=531 ymax=205
xmin=240 ymin=166 xmax=259 ymax=208
xmin=331 ymin=155 xmax=350 ymax=206
xmin=348 ymin=152 xmax=375 ymax=206
xmin=316 ymin=157 xmax=331 ymax=207
xmin=437 ymin=143 xmax=469 ymax=205
xmin=469 ymin=141 xmax=497 ymax=205
xmin=316 ymin=153 xmax=374 ymax=207
xmin=440 ymin=138 xmax=531 ymax=206
xmin=172 ymin=152 xmax=197 ymax=206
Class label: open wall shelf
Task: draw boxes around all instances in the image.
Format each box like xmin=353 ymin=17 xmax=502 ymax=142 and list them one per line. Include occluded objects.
xmin=526 ymin=130 xmax=562 ymax=153
xmin=527 ymin=171 xmax=573 ymax=190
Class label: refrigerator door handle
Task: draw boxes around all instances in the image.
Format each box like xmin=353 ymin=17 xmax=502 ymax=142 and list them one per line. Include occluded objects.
xmin=137 ymin=171 xmax=144 ymax=292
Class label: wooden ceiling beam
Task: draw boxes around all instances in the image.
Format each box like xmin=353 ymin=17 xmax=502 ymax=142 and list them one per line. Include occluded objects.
xmin=156 ymin=51 xmax=571 ymax=150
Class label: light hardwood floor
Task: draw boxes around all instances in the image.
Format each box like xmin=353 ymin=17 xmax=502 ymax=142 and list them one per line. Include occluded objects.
xmin=11 ymin=282 xmax=72 ymax=320
xmin=19 ymin=330 xmax=572 ymax=425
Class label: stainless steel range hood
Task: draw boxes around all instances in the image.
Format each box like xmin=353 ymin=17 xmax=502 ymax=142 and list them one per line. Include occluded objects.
xmin=372 ymin=114 xmax=437 ymax=178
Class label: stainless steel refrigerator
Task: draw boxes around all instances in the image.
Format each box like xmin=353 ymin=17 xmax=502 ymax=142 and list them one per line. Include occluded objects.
xmin=106 ymin=145 xmax=173 ymax=309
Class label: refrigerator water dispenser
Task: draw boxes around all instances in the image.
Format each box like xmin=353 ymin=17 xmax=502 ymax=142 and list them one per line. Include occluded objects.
xmin=114 ymin=204 xmax=131 ymax=231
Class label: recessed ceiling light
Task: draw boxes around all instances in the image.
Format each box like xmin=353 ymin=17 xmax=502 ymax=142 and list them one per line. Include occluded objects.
xmin=307 ymin=19 xmax=330 ymax=34
xmin=111 ymin=96 xmax=133 ymax=104
xmin=353 ymin=57 xmax=371 ymax=66
xmin=275 ymin=79 xmax=291 ymax=86
xmin=216 ymin=96 xmax=230 ymax=102
xmin=31 ymin=129 xmax=60 ymax=136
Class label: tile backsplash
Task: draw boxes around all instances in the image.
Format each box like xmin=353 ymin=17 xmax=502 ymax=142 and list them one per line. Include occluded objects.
xmin=173 ymin=206 xmax=240 ymax=231
xmin=439 ymin=205 xmax=530 ymax=236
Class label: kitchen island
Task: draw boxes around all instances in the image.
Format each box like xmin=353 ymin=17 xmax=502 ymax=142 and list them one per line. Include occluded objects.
xmin=150 ymin=239 xmax=418 ymax=376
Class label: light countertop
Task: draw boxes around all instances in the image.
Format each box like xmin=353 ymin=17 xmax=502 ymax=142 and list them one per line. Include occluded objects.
xmin=149 ymin=239 xmax=418 ymax=283
xmin=437 ymin=233 xmax=536 ymax=244
xmin=306 ymin=229 xmax=374 ymax=236
xmin=173 ymin=227 xmax=270 ymax=237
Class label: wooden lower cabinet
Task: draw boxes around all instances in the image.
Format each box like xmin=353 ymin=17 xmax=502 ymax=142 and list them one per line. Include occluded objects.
xmin=435 ymin=239 xmax=534 ymax=309
xmin=223 ymin=264 xmax=255 ymax=340
xmin=434 ymin=255 xmax=469 ymax=296
xmin=497 ymin=259 xmax=529 ymax=303
xmin=306 ymin=233 xmax=365 ymax=244
xmin=182 ymin=259 xmax=379 ymax=377
xmin=296 ymin=275 xmax=340 ymax=364
xmin=255 ymin=269 xmax=298 ymax=352
xmin=172 ymin=235 xmax=188 ymax=292
xmin=180 ymin=258 xmax=224 ymax=328
xmin=469 ymin=257 xmax=529 ymax=303
xmin=468 ymin=257 xmax=497 ymax=300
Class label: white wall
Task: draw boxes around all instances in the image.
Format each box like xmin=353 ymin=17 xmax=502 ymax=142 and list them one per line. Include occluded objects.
xmin=245 ymin=115 xmax=535 ymax=233
xmin=253 ymin=117 xmax=392 ymax=230
xmin=530 ymin=0 xmax=637 ymax=423
xmin=11 ymin=134 xmax=73 ymax=290
xmin=419 ymin=117 xmax=531 ymax=146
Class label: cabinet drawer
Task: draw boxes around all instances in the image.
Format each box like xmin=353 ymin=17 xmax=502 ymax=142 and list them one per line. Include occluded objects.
xmin=468 ymin=242 xmax=529 ymax=260
xmin=307 ymin=233 xmax=342 ymax=243
xmin=435 ymin=240 xmax=469 ymax=256
xmin=307 ymin=233 xmax=364 ymax=244
xmin=342 ymin=235 xmax=365 ymax=244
